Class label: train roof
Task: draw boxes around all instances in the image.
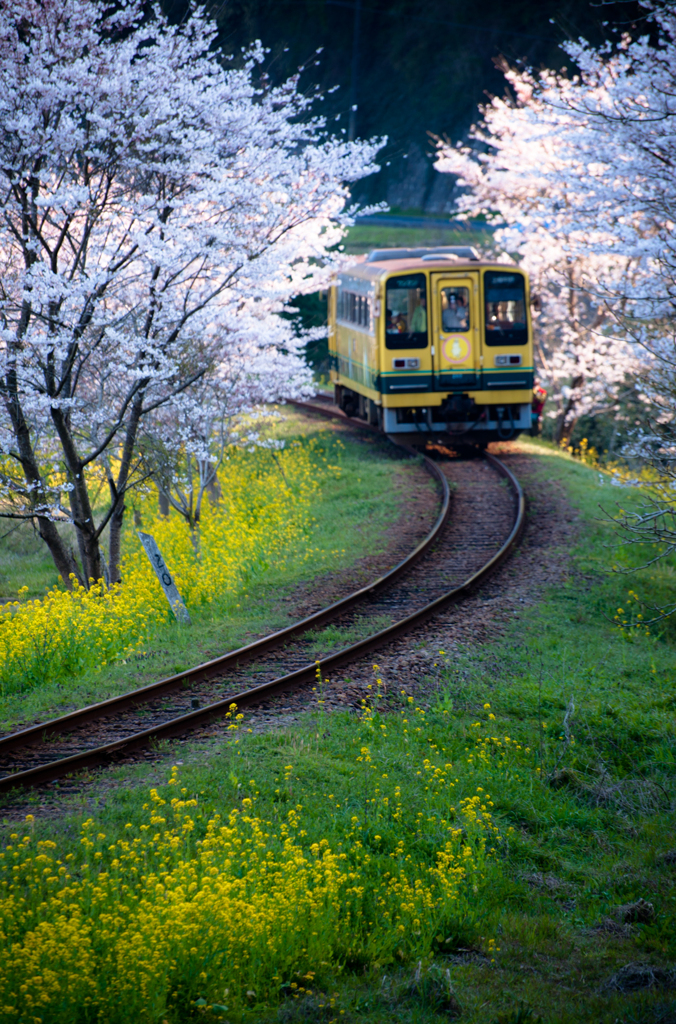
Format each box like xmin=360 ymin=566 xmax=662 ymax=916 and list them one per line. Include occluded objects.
xmin=367 ymin=245 xmax=480 ymax=262
xmin=338 ymin=247 xmax=520 ymax=282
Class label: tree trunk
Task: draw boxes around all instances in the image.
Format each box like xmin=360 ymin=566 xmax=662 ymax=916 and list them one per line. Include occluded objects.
xmin=558 ymin=415 xmax=578 ymax=447
xmin=51 ymin=406 xmax=103 ymax=584
xmin=66 ymin=469 xmax=89 ymax=581
xmin=108 ymin=498 xmax=126 ymax=585
xmin=554 ymin=373 xmax=584 ymax=446
xmin=4 ymin=362 xmax=84 ymax=586
xmin=36 ymin=515 xmax=83 ymax=587
xmin=206 ymin=475 xmax=221 ymax=502
xmin=108 ymin=394 xmax=145 ymax=583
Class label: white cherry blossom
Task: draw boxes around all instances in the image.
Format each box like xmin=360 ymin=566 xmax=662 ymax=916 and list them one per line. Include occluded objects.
xmin=0 ymin=0 xmax=383 ymax=584
xmin=434 ymin=13 xmax=676 ymax=442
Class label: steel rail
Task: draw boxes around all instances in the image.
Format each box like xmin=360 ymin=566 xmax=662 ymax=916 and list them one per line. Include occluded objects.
xmin=0 ymin=408 xmax=524 ymax=794
xmin=0 ymin=421 xmax=449 ymax=784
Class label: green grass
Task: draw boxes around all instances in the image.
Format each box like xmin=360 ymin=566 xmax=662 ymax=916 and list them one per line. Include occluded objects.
xmin=0 ymin=519 xmax=62 ymax=601
xmin=520 ymin=436 xmax=676 ymax=643
xmin=0 ymin=412 xmax=436 ymax=729
xmin=343 ymin=223 xmax=490 ymax=255
xmin=2 ymin=437 xmax=676 ymax=1022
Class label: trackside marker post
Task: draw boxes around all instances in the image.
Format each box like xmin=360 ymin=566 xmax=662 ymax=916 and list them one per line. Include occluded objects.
xmin=137 ymin=531 xmax=191 ymax=624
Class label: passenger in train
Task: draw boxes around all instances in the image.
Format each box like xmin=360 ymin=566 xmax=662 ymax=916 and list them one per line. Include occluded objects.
xmin=442 ymin=290 xmax=469 ymax=331
xmin=386 ymin=307 xmax=406 ymax=332
xmin=410 ymin=291 xmax=427 ymax=332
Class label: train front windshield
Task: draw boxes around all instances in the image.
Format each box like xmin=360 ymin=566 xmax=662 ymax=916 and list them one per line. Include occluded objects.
xmin=385 ymin=273 xmax=428 ymax=349
xmin=484 ymin=271 xmax=527 ymax=345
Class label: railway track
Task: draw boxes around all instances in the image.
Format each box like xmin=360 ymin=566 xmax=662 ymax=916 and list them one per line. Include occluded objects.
xmin=0 ymin=402 xmax=525 ymax=794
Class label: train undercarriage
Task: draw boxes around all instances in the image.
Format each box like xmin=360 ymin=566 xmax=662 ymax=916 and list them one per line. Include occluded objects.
xmin=334 ymin=384 xmax=533 ymax=446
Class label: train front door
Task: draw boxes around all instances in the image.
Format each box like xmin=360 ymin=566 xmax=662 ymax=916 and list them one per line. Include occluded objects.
xmin=431 ymin=274 xmax=479 ymax=390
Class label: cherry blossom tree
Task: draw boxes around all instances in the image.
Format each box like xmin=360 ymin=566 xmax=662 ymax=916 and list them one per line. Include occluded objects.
xmin=143 ymin=339 xmax=312 ymax=540
xmin=0 ymin=0 xmax=382 ymax=586
xmin=432 ymin=20 xmax=676 ymax=440
xmin=539 ymin=10 xmax=676 ymax=453
xmin=436 ymin=6 xmax=676 ymax=587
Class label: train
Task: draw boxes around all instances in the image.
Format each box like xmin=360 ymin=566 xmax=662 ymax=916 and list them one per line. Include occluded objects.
xmin=328 ymin=246 xmax=543 ymax=446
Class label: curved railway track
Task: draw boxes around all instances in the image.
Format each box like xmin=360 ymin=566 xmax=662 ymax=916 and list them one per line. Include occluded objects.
xmin=0 ymin=402 xmax=525 ymax=794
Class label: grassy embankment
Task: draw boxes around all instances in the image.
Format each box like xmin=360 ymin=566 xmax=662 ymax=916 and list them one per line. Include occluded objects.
xmin=0 ymin=412 xmax=433 ymax=728
xmin=1 ymin=438 xmax=676 ymax=1024
xmin=343 ymin=220 xmax=489 ymax=256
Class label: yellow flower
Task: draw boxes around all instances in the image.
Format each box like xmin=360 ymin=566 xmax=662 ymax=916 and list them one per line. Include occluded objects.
xmin=0 ymin=443 xmax=329 ymax=694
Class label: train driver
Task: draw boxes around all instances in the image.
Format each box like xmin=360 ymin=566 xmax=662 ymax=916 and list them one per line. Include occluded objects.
xmin=410 ymin=290 xmax=427 ymax=332
xmin=442 ymin=290 xmax=469 ymax=331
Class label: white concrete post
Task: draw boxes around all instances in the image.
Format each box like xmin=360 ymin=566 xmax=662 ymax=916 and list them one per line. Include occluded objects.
xmin=137 ymin=531 xmax=191 ymax=624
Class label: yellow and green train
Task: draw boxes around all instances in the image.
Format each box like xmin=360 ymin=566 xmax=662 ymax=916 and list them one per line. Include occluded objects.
xmin=329 ymin=246 xmax=536 ymax=445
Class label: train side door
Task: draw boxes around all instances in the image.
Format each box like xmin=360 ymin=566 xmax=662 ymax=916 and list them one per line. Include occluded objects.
xmin=431 ymin=274 xmax=479 ymax=390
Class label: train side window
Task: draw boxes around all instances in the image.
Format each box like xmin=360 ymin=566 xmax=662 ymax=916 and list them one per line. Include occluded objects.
xmin=337 ymin=289 xmax=371 ymax=330
xmin=484 ymin=271 xmax=527 ymax=345
xmin=441 ymin=287 xmax=470 ymax=332
xmin=385 ymin=273 xmax=428 ymax=350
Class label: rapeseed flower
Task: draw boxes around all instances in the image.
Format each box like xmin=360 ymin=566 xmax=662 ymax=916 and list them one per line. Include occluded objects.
xmin=0 ymin=757 xmax=493 ymax=1022
xmin=0 ymin=442 xmax=336 ymax=694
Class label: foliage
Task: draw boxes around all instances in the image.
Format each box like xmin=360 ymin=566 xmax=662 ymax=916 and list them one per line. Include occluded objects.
xmin=2 ymin=444 xmax=676 ymax=1022
xmin=0 ymin=441 xmax=333 ymax=695
xmin=435 ymin=5 xmax=676 ymax=446
xmin=0 ymin=0 xmax=382 ymax=586
xmin=566 ymin=428 xmax=676 ymax=607
xmin=0 ymin=418 xmax=431 ymax=727
xmin=127 ymin=442 xmax=330 ymax=608
xmin=342 ymin=222 xmax=490 ymax=255
xmin=0 ymin=575 xmax=166 ymax=697
xmin=605 ymin=482 xmax=676 ymax=617
xmin=0 ymin=697 xmax=501 ymax=1023
xmin=282 ymin=292 xmax=330 ymax=378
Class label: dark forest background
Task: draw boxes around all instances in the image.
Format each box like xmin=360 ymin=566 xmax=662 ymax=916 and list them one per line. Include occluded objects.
xmin=164 ymin=0 xmax=646 ymax=211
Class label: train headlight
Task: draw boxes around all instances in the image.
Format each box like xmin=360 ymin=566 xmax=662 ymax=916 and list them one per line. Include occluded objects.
xmin=494 ymin=354 xmax=522 ymax=366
